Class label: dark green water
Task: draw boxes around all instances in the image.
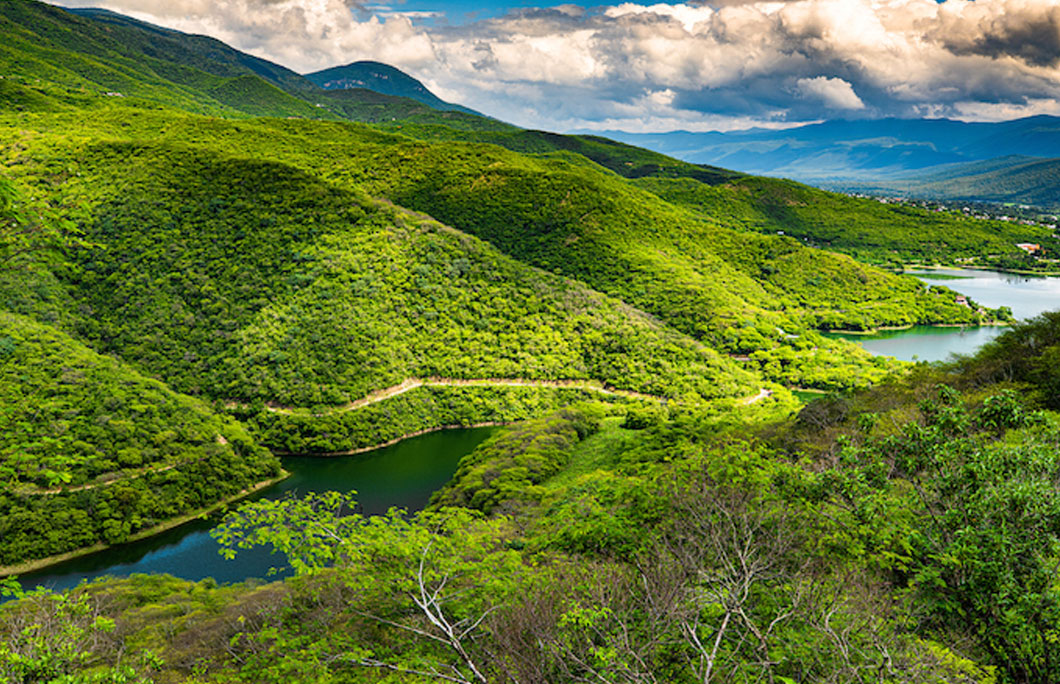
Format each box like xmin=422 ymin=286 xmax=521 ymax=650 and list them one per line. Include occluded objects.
xmin=827 ymin=268 xmax=1060 ymax=361
xmin=824 ymin=325 xmax=1005 ymax=362
xmin=17 ymin=427 xmax=496 ymax=595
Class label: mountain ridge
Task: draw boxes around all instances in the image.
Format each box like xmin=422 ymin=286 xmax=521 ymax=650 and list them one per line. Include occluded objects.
xmin=305 ymin=60 xmax=479 ymax=116
xmin=595 ymin=115 xmax=1060 ymax=183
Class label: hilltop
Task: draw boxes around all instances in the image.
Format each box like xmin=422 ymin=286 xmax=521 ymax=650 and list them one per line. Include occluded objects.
xmin=305 ymin=60 xmax=479 ymax=116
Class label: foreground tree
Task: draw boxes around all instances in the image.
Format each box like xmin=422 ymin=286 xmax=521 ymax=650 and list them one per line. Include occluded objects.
xmin=214 ymin=492 xmax=526 ymax=683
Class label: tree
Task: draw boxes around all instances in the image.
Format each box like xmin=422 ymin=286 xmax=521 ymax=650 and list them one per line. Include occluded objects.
xmin=0 ymin=579 xmax=161 ymax=684
xmin=213 ymin=492 xmax=525 ymax=683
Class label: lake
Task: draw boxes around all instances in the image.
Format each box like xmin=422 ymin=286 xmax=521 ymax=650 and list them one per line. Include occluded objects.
xmin=826 ymin=268 xmax=1060 ymax=361
xmin=15 ymin=427 xmax=497 ymax=595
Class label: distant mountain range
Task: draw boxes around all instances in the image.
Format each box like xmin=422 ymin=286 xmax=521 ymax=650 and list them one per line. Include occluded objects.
xmin=305 ymin=61 xmax=479 ymax=116
xmin=599 ymin=117 xmax=1060 ymax=208
xmin=599 ymin=117 xmax=1060 ymax=180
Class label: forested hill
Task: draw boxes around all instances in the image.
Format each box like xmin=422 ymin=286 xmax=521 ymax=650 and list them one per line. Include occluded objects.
xmin=1 ymin=0 xmax=1042 ymax=263
xmin=305 ymin=60 xmax=479 ymax=116
xmin=4 ymin=1 xmax=1060 ymax=682
xmin=0 ymin=0 xmax=1026 ymax=612
xmin=0 ymin=310 xmax=281 ymax=568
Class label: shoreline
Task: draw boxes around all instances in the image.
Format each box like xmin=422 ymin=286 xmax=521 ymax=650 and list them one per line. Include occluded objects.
xmin=6 ymin=425 xmax=515 ymax=578
xmin=0 ymin=471 xmax=291 ymax=579
xmin=823 ymin=321 xmax=1010 ymax=336
xmin=904 ymin=263 xmax=1060 ymax=278
xmin=274 ymin=422 xmax=509 ymax=457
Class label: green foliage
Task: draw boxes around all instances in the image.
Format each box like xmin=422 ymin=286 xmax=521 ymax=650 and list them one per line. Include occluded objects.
xmin=0 ymin=174 xmax=79 ymax=274
xmin=957 ymin=311 xmax=1060 ymax=407
xmin=636 ymin=174 xmax=1049 ymax=265
xmin=432 ymin=405 xmax=605 ymax=513
xmin=248 ymin=386 xmax=608 ymax=455
xmin=0 ymin=311 xmax=278 ymax=565
xmin=0 ymin=582 xmax=161 ymax=684
xmin=815 ymin=385 xmax=1060 ymax=683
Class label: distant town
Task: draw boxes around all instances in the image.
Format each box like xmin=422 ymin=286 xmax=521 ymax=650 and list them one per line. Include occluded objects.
xmin=848 ymin=193 xmax=1060 ymax=232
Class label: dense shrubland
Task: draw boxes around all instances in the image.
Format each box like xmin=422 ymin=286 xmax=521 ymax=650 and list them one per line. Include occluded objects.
xmin=1 ymin=138 xmax=756 ymax=407
xmin=10 ymin=314 xmax=1060 ymax=682
xmin=0 ymin=312 xmax=279 ymax=566
xmin=0 ymin=107 xmax=987 ymax=394
xmin=1 ymin=5 xmax=1051 ymax=681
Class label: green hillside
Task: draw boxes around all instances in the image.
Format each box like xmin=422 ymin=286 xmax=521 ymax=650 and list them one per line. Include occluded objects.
xmin=0 ymin=311 xmax=280 ymax=567
xmin=14 ymin=315 xmax=1060 ymax=682
xmin=374 ymin=122 xmax=1044 ymax=266
xmin=51 ymin=140 xmax=756 ymax=406
xmin=3 ymin=104 xmax=976 ymax=391
xmin=305 ymin=60 xmax=480 ymax=116
xmin=0 ymin=0 xmax=244 ymax=116
xmin=0 ymin=0 xmax=498 ymax=125
xmin=635 ymin=174 xmax=1051 ymax=264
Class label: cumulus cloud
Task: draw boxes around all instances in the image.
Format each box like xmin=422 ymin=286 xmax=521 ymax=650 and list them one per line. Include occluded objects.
xmin=46 ymin=0 xmax=1060 ymax=132
xmin=795 ymin=76 xmax=865 ymax=110
xmin=933 ymin=0 xmax=1060 ymax=68
xmin=53 ymin=0 xmax=437 ymax=70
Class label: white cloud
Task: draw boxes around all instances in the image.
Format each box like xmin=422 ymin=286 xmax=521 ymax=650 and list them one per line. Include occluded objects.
xmin=795 ymin=76 xmax=865 ymax=110
xmin=953 ymin=97 xmax=1060 ymax=122
xmin=46 ymin=0 xmax=1060 ymax=132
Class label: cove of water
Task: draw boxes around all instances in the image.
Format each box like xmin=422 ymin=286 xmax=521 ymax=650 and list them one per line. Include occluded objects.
xmin=16 ymin=427 xmax=496 ymax=595
xmin=826 ymin=268 xmax=1060 ymax=362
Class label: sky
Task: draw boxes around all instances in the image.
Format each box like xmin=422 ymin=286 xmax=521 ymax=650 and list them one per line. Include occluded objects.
xmin=48 ymin=0 xmax=1060 ymax=133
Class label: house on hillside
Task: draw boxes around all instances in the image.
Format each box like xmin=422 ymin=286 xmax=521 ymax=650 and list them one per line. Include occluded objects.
xmin=1017 ymin=243 xmax=1041 ymax=254
xmin=955 ymin=294 xmax=969 ymax=307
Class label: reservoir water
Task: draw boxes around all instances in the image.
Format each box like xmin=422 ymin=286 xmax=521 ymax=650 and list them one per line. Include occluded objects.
xmin=16 ymin=427 xmax=496 ymax=595
xmin=827 ymin=268 xmax=1060 ymax=362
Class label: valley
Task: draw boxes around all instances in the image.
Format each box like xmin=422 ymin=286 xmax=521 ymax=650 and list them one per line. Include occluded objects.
xmin=2 ymin=1 xmax=1059 ymax=682
xmin=13 ymin=427 xmax=498 ymax=596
